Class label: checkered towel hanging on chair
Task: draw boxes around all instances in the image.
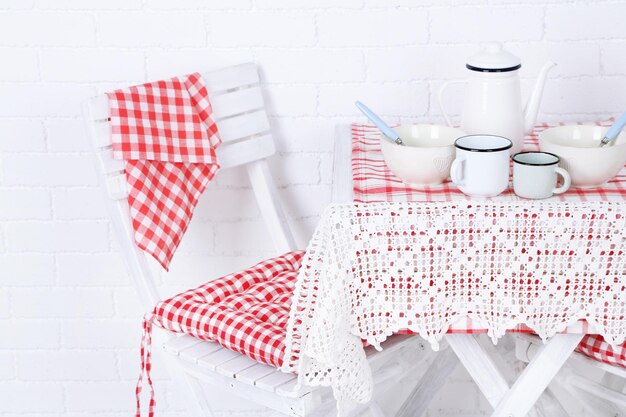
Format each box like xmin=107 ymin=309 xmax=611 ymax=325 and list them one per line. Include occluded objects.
xmin=106 ymin=72 xmax=221 ymax=270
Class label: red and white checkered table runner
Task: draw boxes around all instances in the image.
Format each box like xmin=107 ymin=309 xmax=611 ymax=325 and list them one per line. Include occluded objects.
xmin=352 ymin=121 xmax=626 ymax=203
xmin=107 ymin=72 xmax=221 ymax=270
xmin=351 ymin=120 xmax=625 ymax=335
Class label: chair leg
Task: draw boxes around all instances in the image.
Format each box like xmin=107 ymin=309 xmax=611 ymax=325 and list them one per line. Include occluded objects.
xmin=601 ymin=371 xmax=626 ymax=393
xmin=163 ymin=353 xmax=216 ymax=417
xmin=568 ymin=373 xmax=626 ymax=411
xmin=599 ymin=371 xmax=626 ymax=417
xmin=551 ymin=373 xmax=616 ymax=417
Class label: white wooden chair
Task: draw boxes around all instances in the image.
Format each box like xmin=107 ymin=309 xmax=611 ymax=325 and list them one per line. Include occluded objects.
xmin=516 ymin=334 xmax=626 ymax=417
xmin=82 ymin=63 xmax=451 ymax=417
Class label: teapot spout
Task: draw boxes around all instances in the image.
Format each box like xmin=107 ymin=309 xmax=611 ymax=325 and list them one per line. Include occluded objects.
xmin=523 ymin=61 xmax=557 ymax=134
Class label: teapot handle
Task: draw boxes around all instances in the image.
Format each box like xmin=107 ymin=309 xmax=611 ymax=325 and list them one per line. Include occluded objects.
xmin=437 ymin=80 xmax=467 ymax=127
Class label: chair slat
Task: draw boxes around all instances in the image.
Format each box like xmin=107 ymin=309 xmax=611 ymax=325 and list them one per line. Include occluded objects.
xmin=197 ymin=348 xmax=241 ymax=371
xmin=163 ymin=335 xmax=204 ymax=355
xmin=275 ymin=378 xmax=311 ymax=398
xmin=217 ymin=110 xmax=271 ymax=143
xmin=179 ymin=341 xmax=223 ymax=363
xmin=106 ymin=174 xmax=128 ymax=200
xmin=211 ymin=86 xmax=265 ymax=121
xmin=93 ymin=122 xmax=113 ymax=148
xmin=202 ymin=63 xmax=260 ymax=94
xmin=217 ymin=134 xmax=275 ymax=170
xmin=275 ymin=378 xmax=299 ymax=397
xmin=216 ymin=355 xmax=258 ymax=378
xmin=235 ymin=362 xmax=278 ymax=385
xmin=96 ymin=148 xmax=125 ymax=174
xmin=86 ymin=95 xmax=110 ymax=120
xmin=255 ymin=370 xmax=297 ymax=392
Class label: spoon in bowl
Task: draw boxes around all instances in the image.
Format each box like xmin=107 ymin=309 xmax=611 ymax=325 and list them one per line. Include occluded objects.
xmin=355 ymin=101 xmax=404 ymax=146
xmin=599 ymin=111 xmax=626 ymax=147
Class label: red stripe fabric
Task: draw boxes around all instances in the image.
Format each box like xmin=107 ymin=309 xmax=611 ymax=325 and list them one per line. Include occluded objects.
xmin=352 ymin=121 xmax=624 ymax=204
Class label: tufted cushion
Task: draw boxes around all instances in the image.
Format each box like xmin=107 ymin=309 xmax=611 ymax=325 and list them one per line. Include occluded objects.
xmin=577 ymin=335 xmax=626 ymax=368
xmin=152 ymin=251 xmax=304 ymax=368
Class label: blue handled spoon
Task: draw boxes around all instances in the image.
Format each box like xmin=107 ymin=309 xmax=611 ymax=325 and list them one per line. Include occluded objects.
xmin=599 ymin=111 xmax=626 ymax=147
xmin=355 ymin=101 xmax=404 ymax=146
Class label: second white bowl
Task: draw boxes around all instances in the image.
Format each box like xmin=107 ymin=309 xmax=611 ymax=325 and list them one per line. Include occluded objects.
xmin=539 ymin=125 xmax=626 ymax=188
xmin=380 ymin=124 xmax=466 ymax=186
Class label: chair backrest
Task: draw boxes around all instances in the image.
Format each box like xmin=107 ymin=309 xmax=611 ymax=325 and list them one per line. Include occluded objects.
xmin=82 ymin=63 xmax=297 ymax=309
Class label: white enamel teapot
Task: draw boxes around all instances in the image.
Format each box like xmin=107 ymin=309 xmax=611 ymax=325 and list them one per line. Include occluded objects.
xmin=438 ymin=43 xmax=556 ymax=154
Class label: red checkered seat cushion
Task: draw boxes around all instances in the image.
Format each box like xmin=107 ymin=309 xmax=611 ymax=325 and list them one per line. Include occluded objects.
xmin=577 ymin=335 xmax=626 ymax=368
xmin=151 ymin=250 xmax=304 ymax=368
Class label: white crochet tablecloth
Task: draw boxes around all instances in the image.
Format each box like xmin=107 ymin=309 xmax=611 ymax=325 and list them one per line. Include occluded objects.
xmin=282 ymin=201 xmax=626 ymax=413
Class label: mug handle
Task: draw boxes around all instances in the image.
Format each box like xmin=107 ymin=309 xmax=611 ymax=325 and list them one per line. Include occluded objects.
xmin=450 ymin=156 xmax=466 ymax=186
xmin=553 ymin=167 xmax=571 ymax=194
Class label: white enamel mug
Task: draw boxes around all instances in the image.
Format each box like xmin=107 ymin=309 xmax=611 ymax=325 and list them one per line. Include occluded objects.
xmin=512 ymin=151 xmax=571 ymax=199
xmin=451 ymin=135 xmax=512 ymax=197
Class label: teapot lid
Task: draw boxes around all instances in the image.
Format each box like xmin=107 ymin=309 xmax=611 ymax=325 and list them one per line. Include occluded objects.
xmin=466 ymin=42 xmax=521 ymax=72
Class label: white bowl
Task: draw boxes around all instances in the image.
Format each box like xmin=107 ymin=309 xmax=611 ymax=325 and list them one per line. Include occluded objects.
xmin=538 ymin=125 xmax=626 ymax=188
xmin=380 ymin=124 xmax=466 ymax=186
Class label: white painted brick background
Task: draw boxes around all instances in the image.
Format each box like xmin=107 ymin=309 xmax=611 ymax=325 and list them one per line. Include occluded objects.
xmin=0 ymin=1 xmax=625 ymax=416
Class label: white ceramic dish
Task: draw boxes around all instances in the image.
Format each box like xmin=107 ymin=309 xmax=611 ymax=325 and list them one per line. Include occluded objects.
xmin=538 ymin=125 xmax=626 ymax=188
xmin=380 ymin=124 xmax=466 ymax=186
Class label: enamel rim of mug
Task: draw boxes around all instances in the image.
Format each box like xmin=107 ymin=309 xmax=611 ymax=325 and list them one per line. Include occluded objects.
xmin=454 ymin=135 xmax=513 ymax=153
xmin=512 ymin=151 xmax=560 ymax=167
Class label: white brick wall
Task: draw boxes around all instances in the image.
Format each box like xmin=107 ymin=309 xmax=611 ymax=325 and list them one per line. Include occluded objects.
xmin=1 ymin=1 xmax=625 ymax=416
xmin=317 ymin=10 xmax=429 ymax=46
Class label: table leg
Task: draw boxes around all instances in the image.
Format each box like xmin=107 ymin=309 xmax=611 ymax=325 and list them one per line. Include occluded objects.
xmin=491 ymin=333 xmax=584 ymax=417
xmin=445 ymin=334 xmax=510 ymax=407
xmin=530 ymin=385 xmax=569 ymax=417
xmin=331 ymin=124 xmax=354 ymax=204
xmin=394 ymin=345 xmax=458 ymax=417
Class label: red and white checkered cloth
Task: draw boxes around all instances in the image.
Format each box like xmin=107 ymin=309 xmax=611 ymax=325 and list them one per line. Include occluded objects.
xmin=107 ymin=72 xmax=221 ymax=270
xmin=352 ymin=121 xmax=626 ymax=203
xmin=577 ymin=335 xmax=626 ymax=368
